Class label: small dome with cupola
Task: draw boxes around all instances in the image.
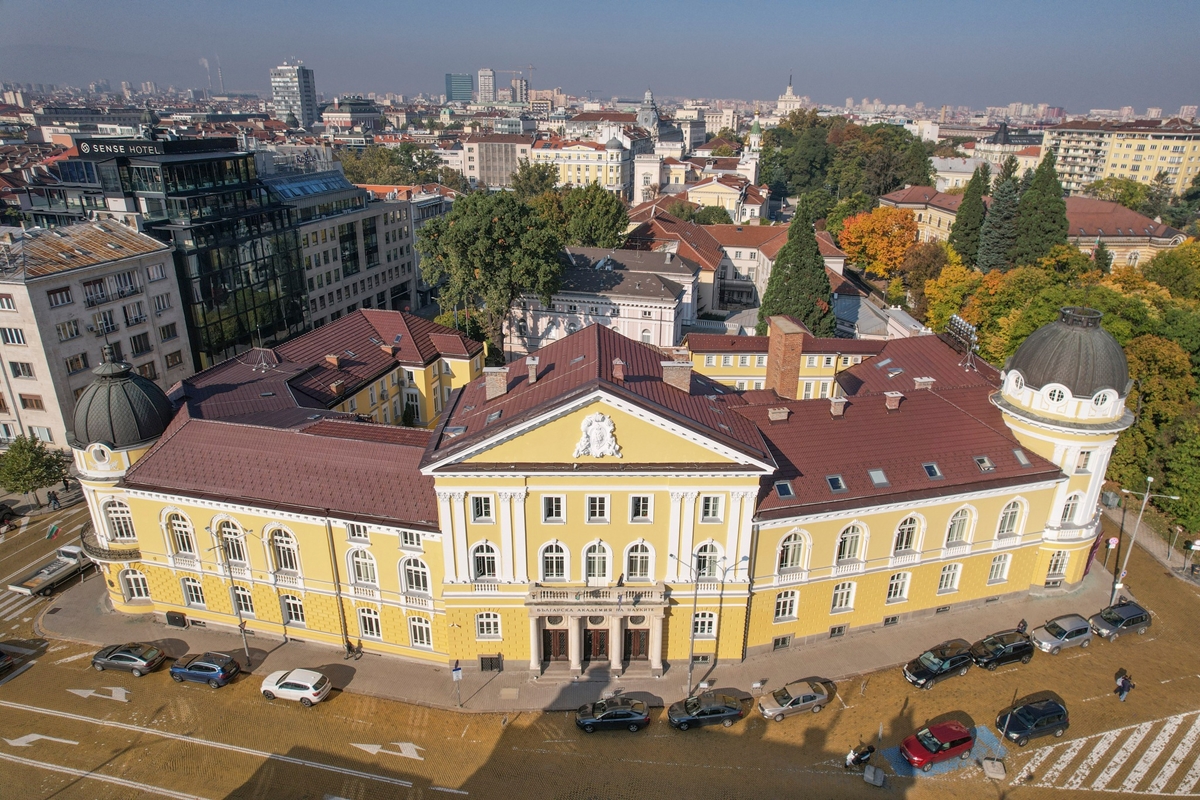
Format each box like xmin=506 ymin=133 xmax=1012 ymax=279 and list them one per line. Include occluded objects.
xmin=69 ymin=346 xmax=175 ymax=451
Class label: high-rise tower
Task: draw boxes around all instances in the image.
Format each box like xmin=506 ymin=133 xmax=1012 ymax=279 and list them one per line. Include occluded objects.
xmin=270 ymin=60 xmax=318 ymax=129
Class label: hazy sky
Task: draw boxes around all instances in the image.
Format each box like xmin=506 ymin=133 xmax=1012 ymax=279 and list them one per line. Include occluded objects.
xmin=1 ymin=0 xmax=1196 ymax=112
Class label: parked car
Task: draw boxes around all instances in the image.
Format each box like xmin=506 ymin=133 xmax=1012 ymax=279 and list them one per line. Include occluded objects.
xmin=1089 ymin=600 xmax=1151 ymax=641
xmin=261 ymin=668 xmax=331 ymax=707
xmin=0 ymin=651 xmax=14 ymax=673
xmin=91 ymin=643 xmax=166 ymax=677
xmin=574 ymin=696 xmax=650 ymax=733
xmin=969 ymin=630 xmax=1035 ymax=670
xmin=758 ymin=680 xmax=831 ymax=721
xmin=900 ymin=721 xmax=976 ymax=772
xmin=1031 ymin=614 xmax=1093 ymax=655
xmin=667 ymin=692 xmax=745 ymax=730
xmin=0 ymin=501 xmax=20 ymax=525
xmin=169 ymin=652 xmax=241 ymax=688
xmin=903 ymin=639 xmax=973 ymax=690
xmin=996 ymin=699 xmax=1069 ymax=746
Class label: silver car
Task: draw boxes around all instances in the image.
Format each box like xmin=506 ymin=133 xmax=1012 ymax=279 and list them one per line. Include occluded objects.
xmin=1031 ymin=614 xmax=1093 ymax=655
xmin=758 ymin=680 xmax=831 ymax=722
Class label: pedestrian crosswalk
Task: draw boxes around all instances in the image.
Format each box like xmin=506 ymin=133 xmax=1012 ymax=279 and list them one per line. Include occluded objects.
xmin=1014 ymin=711 xmax=1200 ymax=794
xmin=0 ymin=590 xmax=44 ymax=622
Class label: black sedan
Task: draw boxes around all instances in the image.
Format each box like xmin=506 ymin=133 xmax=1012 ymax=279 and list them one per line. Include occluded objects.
xmin=91 ymin=643 xmax=166 ymax=677
xmin=970 ymin=630 xmax=1035 ymax=671
xmin=996 ymin=699 xmax=1069 ymax=747
xmin=902 ymin=638 xmax=973 ymax=690
xmin=169 ymin=652 xmax=241 ymax=688
xmin=667 ymin=692 xmax=745 ymax=730
xmin=574 ymin=696 xmax=650 ymax=733
xmin=0 ymin=651 xmax=14 ymax=673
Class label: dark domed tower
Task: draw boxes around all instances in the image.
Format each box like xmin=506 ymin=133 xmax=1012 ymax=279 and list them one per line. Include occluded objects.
xmin=69 ymin=346 xmax=175 ymax=610
xmin=993 ymin=308 xmax=1133 ymax=586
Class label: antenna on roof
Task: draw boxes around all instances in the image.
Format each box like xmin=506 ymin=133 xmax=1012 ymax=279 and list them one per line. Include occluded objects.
xmin=945 ymin=314 xmax=978 ymax=372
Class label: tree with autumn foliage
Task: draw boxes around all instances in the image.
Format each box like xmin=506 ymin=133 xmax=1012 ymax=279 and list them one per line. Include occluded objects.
xmin=896 ymin=240 xmax=960 ymax=320
xmin=837 ymin=206 xmax=917 ymax=277
xmin=922 ymin=262 xmax=983 ymax=331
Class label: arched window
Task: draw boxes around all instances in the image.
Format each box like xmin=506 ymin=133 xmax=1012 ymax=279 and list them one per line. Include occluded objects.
xmin=886 ymin=572 xmax=909 ymax=603
xmin=988 ymin=554 xmax=1011 ymax=584
xmin=272 ymin=530 xmax=299 ymax=573
xmin=774 ymin=590 xmax=797 ymax=621
xmin=232 ymin=586 xmax=254 ymax=615
xmin=181 ymin=577 xmax=205 ymax=607
xmin=281 ymin=594 xmax=305 ymax=624
xmin=476 ymin=612 xmax=501 ymax=639
xmin=695 ymin=543 xmax=720 ymax=579
xmin=946 ymin=509 xmax=971 ymax=544
xmin=104 ymin=500 xmax=136 ymax=541
xmin=167 ymin=513 xmax=196 ymax=555
xmin=998 ymin=501 xmax=1022 ymax=537
xmin=402 ymin=558 xmax=429 ymax=594
xmin=626 ymin=542 xmax=651 ymax=581
xmin=641 ymin=329 xmax=651 ymax=344
xmin=778 ymin=533 xmax=804 ymax=573
xmin=350 ymin=549 xmax=377 ymax=585
xmin=836 ymin=526 xmax=861 ymax=563
xmin=894 ymin=517 xmax=918 ymax=553
xmin=585 ymin=543 xmax=609 ymax=582
xmin=358 ymin=607 xmax=381 ymax=639
xmin=1047 ymin=550 xmax=1069 ymax=577
xmin=831 ymin=581 xmax=855 ymax=612
xmin=218 ymin=520 xmax=246 ymax=563
xmin=472 ymin=542 xmax=497 ymax=580
xmin=409 ymin=615 xmax=432 ymax=648
xmin=120 ymin=569 xmax=149 ymax=600
xmin=541 ymin=542 xmax=566 ymax=581
xmin=1127 ymin=250 xmax=1140 ymax=266
xmin=1060 ymin=494 xmax=1080 ymax=525
xmin=938 ymin=563 xmax=961 ymax=594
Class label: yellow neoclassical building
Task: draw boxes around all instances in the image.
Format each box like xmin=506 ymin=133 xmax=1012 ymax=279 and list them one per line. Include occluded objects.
xmin=70 ymin=308 xmax=1131 ymax=676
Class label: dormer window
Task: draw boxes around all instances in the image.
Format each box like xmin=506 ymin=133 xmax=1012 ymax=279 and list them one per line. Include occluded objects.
xmin=774 ymin=481 xmax=794 ymax=498
xmin=868 ymin=469 xmax=889 ymax=488
xmin=974 ymin=456 xmax=996 ymax=473
xmin=826 ymin=475 xmax=847 ymax=493
xmin=1013 ymin=449 xmax=1032 ymax=467
xmin=1047 ymin=387 xmax=1066 ymax=403
xmin=923 ymin=462 xmax=942 ymax=479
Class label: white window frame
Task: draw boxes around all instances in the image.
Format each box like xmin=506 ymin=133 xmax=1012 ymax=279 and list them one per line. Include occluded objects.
xmin=271 ymin=530 xmax=301 ymax=573
xmin=938 ymin=563 xmax=961 ymax=594
xmin=774 ymin=590 xmax=797 ymax=622
xmin=831 ymin=581 xmax=855 ymax=613
xmin=182 ymin=577 xmax=205 ymax=607
xmin=998 ymin=501 xmax=1022 ymax=537
xmin=349 ymin=549 xmax=378 ymax=586
xmin=700 ymin=495 xmax=723 ymax=523
xmin=471 ymin=542 xmax=498 ymax=581
xmin=886 ymin=572 xmax=909 ymax=603
xmin=232 ymin=585 xmax=255 ymax=616
xmin=583 ymin=541 xmax=611 ymax=583
xmin=167 ymin=512 xmax=196 ymax=556
xmin=625 ymin=541 xmax=653 ymax=581
xmin=946 ymin=508 xmax=973 ymax=544
xmin=777 ymin=532 xmax=805 ymax=573
xmin=104 ymin=500 xmax=136 ymax=541
xmin=121 ymin=569 xmax=150 ymax=601
xmin=358 ymin=607 xmax=382 ymax=640
xmin=630 ymin=495 xmax=653 ymax=522
xmin=281 ymin=594 xmax=305 ymax=625
xmin=471 ymin=495 xmax=493 ymax=523
xmin=1047 ymin=550 xmax=1069 ymax=578
xmin=694 ymin=542 xmax=720 ymax=579
xmin=475 ymin=612 xmax=502 ymax=640
xmin=542 ymin=495 xmax=565 ymax=523
xmin=402 ymin=557 xmax=430 ymax=595
xmin=836 ymin=525 xmax=862 ymax=563
xmin=692 ymin=611 xmax=716 ymax=638
xmin=408 ymin=615 xmax=433 ymax=649
xmin=346 ymin=522 xmax=370 ymax=542
xmin=988 ymin=554 xmax=1011 ymax=585
xmin=586 ymin=494 xmax=609 ymax=523
xmin=1060 ymin=494 xmax=1081 ymax=525
xmin=893 ymin=516 xmax=919 ymax=553
xmin=540 ymin=541 xmax=567 ymax=582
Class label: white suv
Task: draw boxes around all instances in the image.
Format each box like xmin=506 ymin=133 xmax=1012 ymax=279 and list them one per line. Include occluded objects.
xmin=261 ymin=668 xmax=332 ymax=707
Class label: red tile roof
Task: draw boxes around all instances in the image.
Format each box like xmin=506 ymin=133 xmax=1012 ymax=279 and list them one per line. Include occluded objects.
xmin=835 ymin=334 xmax=1000 ymax=396
xmin=816 ymin=230 xmax=848 ymax=259
xmin=625 ymin=214 xmax=726 ymax=272
xmin=879 ymin=186 xmax=965 ymax=214
xmin=1063 ymin=196 xmax=1182 ymax=239
xmin=627 ymin=196 xmax=699 ymax=224
xmin=738 ymin=386 xmax=1061 ymax=521
xmin=704 ymin=224 xmax=790 ymax=250
xmin=569 ymin=112 xmax=638 ymax=123
xmin=424 ymin=325 xmax=773 ymax=469
xmin=685 ymin=331 xmax=884 ymax=356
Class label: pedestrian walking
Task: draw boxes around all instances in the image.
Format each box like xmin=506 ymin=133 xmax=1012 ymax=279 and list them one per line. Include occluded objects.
xmin=1016 ymin=618 xmax=1028 ymax=634
xmin=343 ymin=639 xmax=355 ymax=660
xmin=845 ymin=744 xmax=875 ymax=768
xmin=62 ymin=476 xmax=71 ymax=492
xmin=48 ymin=491 xmax=60 ymax=510
xmin=354 ymin=640 xmax=364 ymax=660
xmin=1117 ymin=675 xmax=1135 ymax=702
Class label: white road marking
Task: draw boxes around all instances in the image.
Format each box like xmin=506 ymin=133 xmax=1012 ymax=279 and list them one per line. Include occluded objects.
xmin=1149 ymin=714 xmax=1200 ymax=793
xmin=1174 ymin=748 xmax=1200 ymax=794
xmin=0 ymin=660 xmax=34 ymax=685
xmin=0 ymin=699 xmax=415 ymax=788
xmin=67 ymin=686 xmax=129 ymax=702
xmin=51 ymin=652 xmax=91 ymax=665
xmin=1122 ymin=715 xmax=1184 ymax=792
xmin=48 ymin=644 xmax=68 ymax=653
xmin=350 ymin=742 xmax=424 ymax=760
xmin=1063 ymin=731 xmax=1119 ymax=789
xmin=1014 ymin=745 xmax=1056 ymax=784
xmin=1040 ymin=738 xmax=1087 ymax=784
xmin=0 ymin=642 xmax=36 ymax=655
xmin=3 ymin=733 xmax=78 ymax=747
xmin=431 ymin=787 xmax=469 ymax=795
xmin=0 ymin=750 xmax=209 ymax=799
xmin=1092 ymin=721 xmax=1154 ymax=790
xmin=2 ymin=595 xmax=42 ymax=621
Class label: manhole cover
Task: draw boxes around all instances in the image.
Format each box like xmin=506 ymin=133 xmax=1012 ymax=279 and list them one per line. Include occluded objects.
xmin=47 ymin=608 xmax=61 ymax=615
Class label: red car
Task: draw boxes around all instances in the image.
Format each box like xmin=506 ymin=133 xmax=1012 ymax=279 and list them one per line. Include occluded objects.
xmin=900 ymin=721 xmax=975 ymax=772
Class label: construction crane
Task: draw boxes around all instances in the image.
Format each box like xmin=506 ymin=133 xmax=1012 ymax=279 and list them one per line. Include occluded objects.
xmin=523 ymin=64 xmax=537 ymax=87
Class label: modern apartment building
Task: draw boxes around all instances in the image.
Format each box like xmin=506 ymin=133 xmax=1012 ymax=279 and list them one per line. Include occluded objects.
xmin=445 ymin=74 xmax=473 ymax=103
xmin=477 ymin=69 xmax=496 ymax=104
xmin=0 ymin=223 xmax=191 ymax=448
xmin=529 ymin=138 xmax=632 ymax=198
xmin=270 ymin=61 xmax=319 ymax=129
xmin=1044 ymin=118 xmax=1200 ymax=194
xmin=462 ymin=135 xmax=533 ymax=189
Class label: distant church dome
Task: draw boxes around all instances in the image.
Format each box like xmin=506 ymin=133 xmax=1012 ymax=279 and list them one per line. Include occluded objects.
xmin=1005 ymin=307 xmax=1130 ymax=398
xmin=70 ymin=347 xmax=175 ymax=449
xmin=605 ymin=137 xmax=623 ymax=150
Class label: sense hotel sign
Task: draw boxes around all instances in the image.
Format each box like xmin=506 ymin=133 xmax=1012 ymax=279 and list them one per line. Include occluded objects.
xmin=77 ymin=140 xmax=166 ymax=157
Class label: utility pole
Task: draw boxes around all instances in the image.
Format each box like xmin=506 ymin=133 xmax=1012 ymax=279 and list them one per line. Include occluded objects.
xmin=1113 ymin=476 xmax=1180 ymax=604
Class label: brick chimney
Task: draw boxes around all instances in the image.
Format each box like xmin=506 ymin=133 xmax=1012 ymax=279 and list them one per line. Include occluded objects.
xmin=611 ymin=358 xmax=625 ymax=381
xmin=669 ymin=347 xmax=691 ymax=362
xmin=884 ymin=391 xmax=904 ymax=411
xmin=380 ymin=343 xmax=398 ymax=357
xmin=765 ymin=316 xmax=808 ymax=400
xmin=526 ymin=356 xmax=539 ymax=384
xmin=767 ymin=406 xmax=790 ymax=422
xmin=660 ymin=360 xmax=692 ymax=392
xmin=484 ymin=367 xmax=510 ymax=401
xmin=914 ymin=376 xmax=935 ymax=390
xmin=325 ymin=353 xmax=341 ymax=368
xmin=830 ymin=396 xmax=847 ymax=417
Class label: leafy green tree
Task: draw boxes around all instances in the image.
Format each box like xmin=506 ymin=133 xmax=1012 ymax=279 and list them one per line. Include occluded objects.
xmin=1162 ymin=412 xmax=1200 ymax=531
xmin=824 ymin=192 xmax=874 ymax=240
xmin=994 ymin=155 xmax=1019 ymax=191
xmin=0 ymin=435 xmax=64 ymax=507
xmin=416 ymin=191 xmax=562 ymax=354
xmin=792 ymin=190 xmax=835 ymax=228
xmin=694 ymin=205 xmax=733 ymax=225
xmin=528 ymin=190 xmax=568 ymax=240
xmin=1144 ymin=241 xmax=1200 ymax=301
xmin=511 ymin=158 xmax=559 ymax=201
xmin=561 ymin=183 xmax=627 ymax=247
xmin=1086 ymin=176 xmax=1149 ymax=210
xmin=898 ymin=241 xmax=959 ymax=321
xmin=1092 ymin=240 xmax=1113 ymax=273
xmin=336 ymin=144 xmax=442 ymax=185
xmin=1010 ymin=151 xmax=1068 ymax=267
xmin=665 ymin=200 xmax=697 ymax=223
xmin=900 ymin=140 xmax=932 ymax=186
xmin=1142 ymin=172 xmax=1175 ymax=221
xmin=1017 ymin=168 xmax=1035 ymax=198
xmin=711 ymin=144 xmax=735 ymax=157
xmin=976 ymin=178 xmax=1020 ymax=273
xmin=436 ymin=166 xmax=471 ymax=193
xmin=755 ymin=222 xmax=836 ymax=336
xmin=948 ymin=164 xmax=989 ymax=266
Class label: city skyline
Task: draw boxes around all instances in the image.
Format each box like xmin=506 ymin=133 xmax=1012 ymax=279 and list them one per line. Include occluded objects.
xmin=1 ymin=0 xmax=1197 ymax=112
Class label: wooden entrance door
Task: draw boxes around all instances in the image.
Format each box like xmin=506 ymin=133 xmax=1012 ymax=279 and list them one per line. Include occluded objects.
xmin=624 ymin=628 xmax=649 ymax=660
xmin=584 ymin=629 xmax=608 ymax=661
xmin=542 ymin=629 xmax=568 ymax=661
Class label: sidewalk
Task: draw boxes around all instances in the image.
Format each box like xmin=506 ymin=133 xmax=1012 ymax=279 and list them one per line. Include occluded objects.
xmin=1101 ymin=504 xmax=1200 ymax=588
xmin=35 ymin=562 xmax=1115 ymax=714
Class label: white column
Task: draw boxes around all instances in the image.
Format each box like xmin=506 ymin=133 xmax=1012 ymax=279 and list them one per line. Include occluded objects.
xmin=678 ymin=491 xmax=698 ymax=575
xmin=499 ymin=492 xmax=515 ymax=583
xmin=724 ymin=492 xmax=742 ymax=577
xmin=609 ymin=614 xmax=623 ymax=673
xmin=568 ymin=616 xmax=583 ymax=673
xmin=512 ymin=489 xmax=529 ymax=583
xmin=528 ymin=616 xmax=542 ymax=671
xmin=649 ymin=613 xmax=664 ymax=674
xmin=437 ymin=492 xmax=457 ymax=583
xmin=666 ymin=491 xmax=684 ymax=582
xmin=452 ymin=492 xmax=469 ymax=582
xmin=736 ymin=491 xmax=755 ymax=581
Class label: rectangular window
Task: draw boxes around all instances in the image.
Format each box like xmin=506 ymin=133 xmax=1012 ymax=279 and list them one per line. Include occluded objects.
xmin=887 ymin=572 xmax=909 ymax=603
xmin=56 ymin=320 xmax=80 ymax=341
xmin=756 ymin=355 xmax=767 ymax=367
xmin=165 ymin=351 xmax=184 ymax=369
xmin=29 ymin=426 xmax=52 ymax=443
xmin=123 ymin=301 xmax=146 ymax=326
xmin=774 ymin=590 xmax=797 ymax=622
xmin=806 ymin=356 xmax=817 ymax=368
xmin=1047 ymin=550 xmax=1069 ymax=577
xmin=700 ymin=495 xmax=722 ymax=522
xmin=1075 ymin=450 xmax=1092 ymax=474
xmin=630 ymin=495 xmax=651 ymax=521
xmin=158 ymin=323 xmax=178 ymax=341
xmin=826 ymin=475 xmax=846 ymax=493
xmin=136 ymin=362 xmax=157 ymax=380
xmin=152 ymin=293 xmax=171 ymax=313
xmin=0 ymin=294 xmax=13 ymax=311
xmin=802 ymin=381 xmax=814 ymax=399
xmin=868 ymin=469 xmax=889 ymax=487
xmin=938 ymin=563 xmax=961 ymax=594
xmin=471 ymin=495 xmax=493 ymax=522
xmin=704 ymin=355 xmax=715 ymax=367
xmin=46 ymin=288 xmax=72 ymax=307
xmin=130 ymin=332 xmax=151 ymax=356
xmin=64 ymin=353 xmax=89 ymax=373
xmin=282 ymin=596 xmax=305 ymax=625
xmin=8 ymin=362 xmax=32 ymax=379
xmin=346 ymin=522 xmax=369 ymax=542
xmin=400 ymin=531 xmax=421 ymax=549
xmin=974 ymin=455 xmax=996 ymax=472
xmin=587 ymin=495 xmax=608 ymax=522
xmin=819 ymin=381 xmax=830 ymax=399
xmin=183 ymin=579 xmax=205 ymax=607
xmin=988 ymin=554 xmax=1011 ymax=584
xmin=692 ymin=611 xmax=716 ymax=638
xmin=19 ymin=394 xmax=44 ymax=410
xmin=831 ymin=581 xmax=854 ymax=612
xmin=721 ymin=355 xmax=732 ymax=367
xmin=543 ymin=495 xmax=564 ymax=522
xmin=922 ymin=462 xmax=943 ymax=479
xmin=739 ymin=355 xmax=749 ymax=367
xmin=829 ymin=625 xmax=848 ymax=638
xmin=146 ymin=263 xmax=167 ymax=282
xmin=0 ymin=328 xmax=25 ymax=345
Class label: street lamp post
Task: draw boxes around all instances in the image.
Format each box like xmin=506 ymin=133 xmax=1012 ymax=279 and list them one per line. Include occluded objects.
xmin=1112 ymin=477 xmax=1181 ymax=604
xmin=669 ymin=553 xmax=701 ymax=697
xmin=205 ymin=527 xmax=253 ymax=667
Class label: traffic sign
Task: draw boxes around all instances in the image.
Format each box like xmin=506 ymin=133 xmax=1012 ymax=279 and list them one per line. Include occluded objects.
xmin=1120 ymin=570 xmax=1128 ymax=579
xmin=1108 ymin=537 xmax=1119 ymax=549
xmin=451 ymin=667 xmax=463 ymax=682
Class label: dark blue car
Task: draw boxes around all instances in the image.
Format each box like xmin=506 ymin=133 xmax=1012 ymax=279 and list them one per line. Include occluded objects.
xmin=169 ymin=652 xmax=241 ymax=688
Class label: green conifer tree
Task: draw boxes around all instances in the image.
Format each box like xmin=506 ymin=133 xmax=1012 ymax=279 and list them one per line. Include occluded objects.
xmin=756 ymin=221 xmax=836 ymax=336
xmin=948 ymin=164 xmax=989 ymax=266
xmin=1010 ymin=151 xmax=1068 ymax=267
xmin=976 ymin=179 xmax=1019 ymax=273
xmin=1092 ymin=240 xmax=1113 ymax=273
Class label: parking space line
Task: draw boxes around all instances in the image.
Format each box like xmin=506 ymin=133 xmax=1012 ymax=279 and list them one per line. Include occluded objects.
xmin=1040 ymin=738 xmax=1086 ymax=785
xmin=1148 ymin=714 xmax=1200 ymax=793
xmin=0 ymin=699 xmax=415 ymax=788
xmin=1063 ymin=731 xmax=1118 ymax=789
xmin=51 ymin=652 xmax=91 ymax=665
xmin=1092 ymin=721 xmax=1154 ymax=790
xmin=1121 ymin=715 xmax=1183 ymax=792
xmin=2 ymin=595 xmax=42 ymax=621
xmin=1014 ymin=745 xmax=1056 ymax=784
xmin=1173 ymin=749 xmax=1200 ymax=794
xmin=0 ymin=750 xmax=208 ymax=799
